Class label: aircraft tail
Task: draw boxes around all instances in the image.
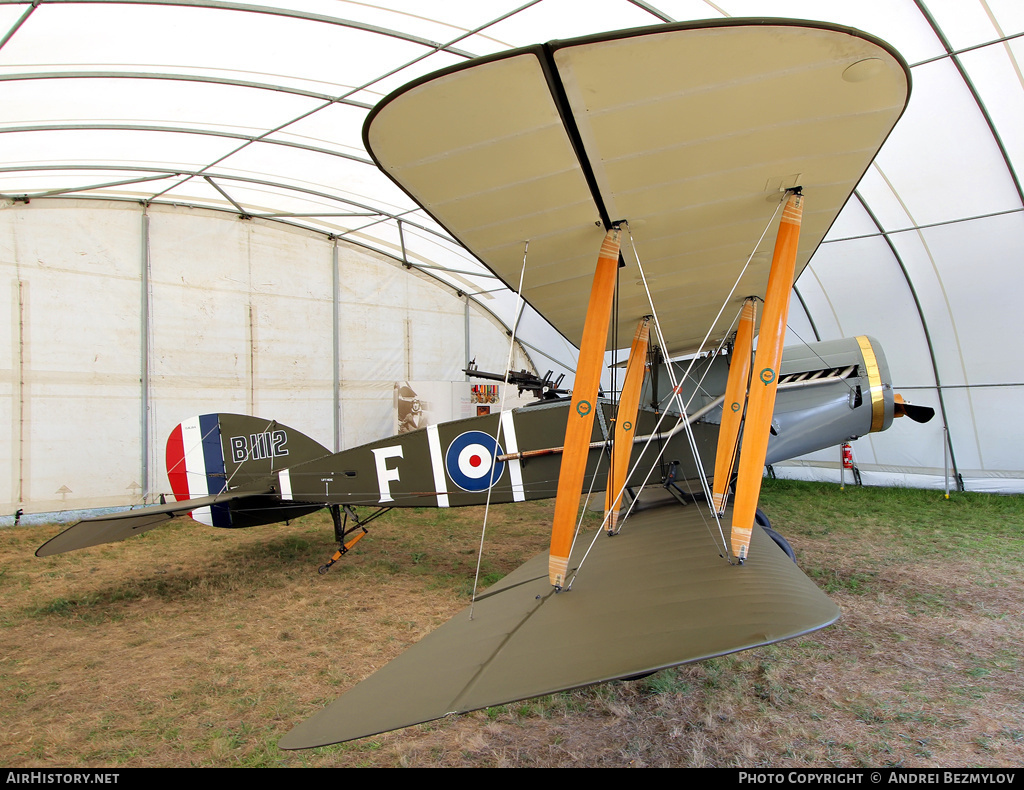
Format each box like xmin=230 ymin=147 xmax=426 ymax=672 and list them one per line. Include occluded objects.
xmin=36 ymin=414 xmax=331 ymax=557
xmin=166 ymin=413 xmax=332 ymax=528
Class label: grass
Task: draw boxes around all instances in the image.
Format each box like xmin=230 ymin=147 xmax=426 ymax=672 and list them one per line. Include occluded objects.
xmin=1 ymin=481 xmax=1022 ymax=767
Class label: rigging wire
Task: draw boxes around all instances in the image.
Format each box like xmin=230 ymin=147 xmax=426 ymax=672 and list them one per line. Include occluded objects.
xmin=605 ymin=304 xmax=746 ymax=546
xmin=567 ymin=360 xmax=760 ymax=585
xmin=221 ymin=417 xmax=283 ymax=491
xmin=663 ymin=194 xmax=788 ymax=397
xmin=566 ymin=335 xmax=738 ymax=586
xmin=629 ymin=193 xmax=787 ymax=502
xmin=627 ymin=226 xmax=728 ymax=555
xmin=567 ymin=192 xmax=790 ymax=586
xmin=592 ymin=196 xmax=787 ymax=565
xmin=670 ymin=303 xmax=747 ymax=517
xmin=567 ymin=246 xmax=625 ymax=573
xmin=469 ymin=240 xmax=529 ymax=618
xmin=566 ymin=440 xmax=608 ymax=567
xmin=566 ymin=385 xmax=691 ymax=588
xmin=780 ymin=322 xmax=860 ymax=398
xmin=673 ymin=304 xmax=746 ymax=415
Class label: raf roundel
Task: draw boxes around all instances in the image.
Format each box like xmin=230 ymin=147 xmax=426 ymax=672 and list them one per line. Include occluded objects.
xmin=445 ymin=431 xmax=506 ymax=492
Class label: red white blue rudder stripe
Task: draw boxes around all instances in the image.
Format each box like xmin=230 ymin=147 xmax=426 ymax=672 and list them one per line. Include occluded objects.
xmin=165 ymin=414 xmax=232 ymax=527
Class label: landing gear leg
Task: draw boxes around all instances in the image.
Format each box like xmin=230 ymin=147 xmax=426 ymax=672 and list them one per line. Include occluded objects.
xmin=318 ymin=504 xmax=391 ymax=574
xmin=663 ymin=460 xmax=703 ymax=506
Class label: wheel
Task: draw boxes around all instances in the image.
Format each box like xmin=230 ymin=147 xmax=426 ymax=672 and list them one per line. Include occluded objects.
xmin=762 ymin=526 xmax=796 ymax=563
xmin=623 ymin=671 xmax=657 ymax=681
xmin=754 ymin=508 xmax=771 ymax=529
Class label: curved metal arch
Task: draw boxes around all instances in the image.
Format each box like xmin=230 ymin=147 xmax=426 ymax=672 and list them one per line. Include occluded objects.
xmin=0 ymin=71 xmax=376 ymax=108
xmin=821 ymin=206 xmax=1024 ymax=241
xmin=13 ymin=190 xmax=516 ymax=357
xmin=910 ymin=29 xmax=1024 ymax=67
xmin=143 ymin=0 xmax=548 ymax=204
xmin=0 ymin=163 xmax=451 ymax=240
xmin=625 ymin=1 xmax=673 ymax=23
xmin=0 ymin=0 xmax=34 ymax=49
xmin=0 ymin=122 xmax=375 ymax=165
xmin=914 ymin=0 xmax=1024 ymax=208
xmin=17 ymin=172 xmax=180 ymax=198
xmin=797 ymin=196 xmax=963 ymax=488
xmin=852 ymin=190 xmax=963 ymax=489
xmin=0 ymin=0 xmax=478 ymax=58
xmin=5 ymin=168 xmax=505 ymax=301
xmin=0 ymin=0 xmax=564 ymax=302
xmin=791 ymin=285 xmax=822 ymax=343
xmin=2 ymin=0 xmax=1011 ymax=426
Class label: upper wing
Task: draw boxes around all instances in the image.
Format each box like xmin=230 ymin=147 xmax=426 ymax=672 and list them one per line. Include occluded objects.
xmin=364 ymin=20 xmax=910 ymax=355
xmin=279 ymin=502 xmax=838 ymax=748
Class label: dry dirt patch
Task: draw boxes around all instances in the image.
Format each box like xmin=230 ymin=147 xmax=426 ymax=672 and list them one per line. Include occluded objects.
xmin=2 ymin=489 xmax=1022 ymax=767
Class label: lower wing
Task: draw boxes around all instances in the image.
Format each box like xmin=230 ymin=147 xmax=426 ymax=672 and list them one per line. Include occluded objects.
xmin=279 ymin=499 xmax=838 ymax=749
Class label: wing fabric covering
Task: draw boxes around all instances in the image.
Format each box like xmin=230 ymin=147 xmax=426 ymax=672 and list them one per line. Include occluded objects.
xmin=279 ymin=505 xmax=839 ymax=749
xmin=364 ymin=21 xmax=910 ymax=356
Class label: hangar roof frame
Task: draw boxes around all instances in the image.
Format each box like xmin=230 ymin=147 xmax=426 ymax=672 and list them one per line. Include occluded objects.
xmin=3 ymin=0 xmax=1024 ymax=490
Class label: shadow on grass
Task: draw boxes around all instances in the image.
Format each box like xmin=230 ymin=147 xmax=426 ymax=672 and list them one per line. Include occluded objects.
xmin=27 ymin=531 xmax=334 ymax=621
xmin=24 ymin=503 xmax=525 ymax=622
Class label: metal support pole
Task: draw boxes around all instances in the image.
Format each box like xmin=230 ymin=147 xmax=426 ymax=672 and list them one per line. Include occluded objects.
xmin=465 ymin=294 xmax=471 ymax=380
xmin=333 ymin=239 xmax=342 ymax=453
xmin=14 ymin=279 xmax=26 ymax=506
xmin=944 ymin=425 xmax=950 ymax=500
xmin=140 ymin=206 xmax=151 ymax=502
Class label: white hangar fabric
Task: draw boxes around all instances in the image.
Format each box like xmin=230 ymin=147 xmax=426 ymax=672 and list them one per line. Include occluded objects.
xmin=1 ymin=0 xmax=1022 ymax=515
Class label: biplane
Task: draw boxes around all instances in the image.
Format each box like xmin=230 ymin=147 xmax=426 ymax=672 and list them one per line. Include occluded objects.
xmin=35 ymin=19 xmax=930 ymax=748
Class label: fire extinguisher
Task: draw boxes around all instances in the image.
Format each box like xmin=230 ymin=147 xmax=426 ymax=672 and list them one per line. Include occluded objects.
xmin=840 ymin=442 xmax=862 ymax=489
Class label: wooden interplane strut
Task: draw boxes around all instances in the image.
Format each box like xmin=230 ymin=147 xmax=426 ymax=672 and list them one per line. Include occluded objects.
xmin=730 ymin=191 xmax=804 ymax=562
xmin=605 ymin=316 xmax=651 ymax=533
xmin=711 ymin=298 xmax=756 ymax=514
xmin=549 ymin=229 xmax=620 ymax=588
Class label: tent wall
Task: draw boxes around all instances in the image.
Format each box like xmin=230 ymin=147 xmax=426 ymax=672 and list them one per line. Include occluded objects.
xmin=779 ymin=206 xmax=1024 ymax=494
xmin=0 ymin=200 xmax=533 ymax=514
xmin=1 ymin=2 xmax=1023 ymax=497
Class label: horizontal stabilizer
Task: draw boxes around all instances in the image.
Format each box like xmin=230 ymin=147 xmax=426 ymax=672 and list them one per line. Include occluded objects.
xmin=35 ymin=489 xmax=272 ymax=557
xmin=279 ymin=504 xmax=839 ymax=749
